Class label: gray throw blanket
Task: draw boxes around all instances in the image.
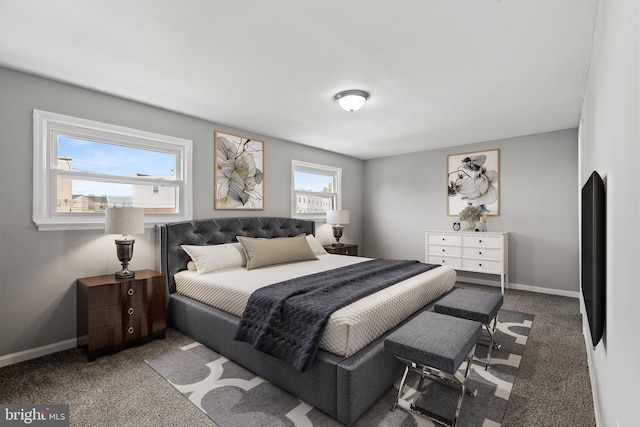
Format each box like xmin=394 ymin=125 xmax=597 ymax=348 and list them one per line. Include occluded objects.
xmin=234 ymin=259 xmax=438 ymax=371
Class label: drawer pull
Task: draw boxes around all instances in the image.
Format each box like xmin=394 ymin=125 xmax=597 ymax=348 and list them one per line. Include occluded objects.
xmin=127 ymin=326 xmax=135 ymax=334
xmin=479 ymin=239 xmax=482 ymax=243
xmin=442 ymin=260 xmax=446 ymax=263
xmin=479 ymin=263 xmax=482 ymax=267
xmin=442 ymin=238 xmax=445 ymax=241
xmin=479 ymin=251 xmax=482 ymax=255
xmin=127 ymin=288 xmax=134 ymax=296
xmin=127 ymin=307 xmax=134 ymax=315
xmin=442 ymin=249 xmax=445 ymax=252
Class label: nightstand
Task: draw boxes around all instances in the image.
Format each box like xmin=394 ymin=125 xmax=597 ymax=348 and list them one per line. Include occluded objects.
xmin=76 ymin=269 xmax=166 ymax=361
xmin=323 ymin=244 xmax=358 ymax=256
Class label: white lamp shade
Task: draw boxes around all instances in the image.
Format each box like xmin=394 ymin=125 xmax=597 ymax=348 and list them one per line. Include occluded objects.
xmin=105 ymin=207 xmax=144 ymax=235
xmin=326 ymin=210 xmax=350 ymax=225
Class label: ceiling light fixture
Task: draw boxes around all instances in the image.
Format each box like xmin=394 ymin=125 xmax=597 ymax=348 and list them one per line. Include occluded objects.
xmin=335 ymin=90 xmax=369 ymax=112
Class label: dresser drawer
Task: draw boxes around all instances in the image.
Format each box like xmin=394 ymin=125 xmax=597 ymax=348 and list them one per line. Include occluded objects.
xmin=428 ymin=255 xmax=462 ymax=268
xmin=462 ymin=234 xmax=503 ymax=248
xmin=123 ymin=298 xmax=147 ymax=320
xmin=323 ymin=244 xmax=358 ymax=256
xmin=462 ymin=247 xmax=502 ymax=260
xmin=88 ymin=324 xmax=123 ymax=350
xmin=461 ymin=258 xmax=502 ymax=273
xmin=428 ymin=234 xmax=462 ymax=246
xmin=428 ymin=245 xmax=462 ymax=257
xmin=89 ymin=304 xmax=122 ymax=329
xmin=87 ymin=284 xmax=121 ymax=308
xmin=123 ymin=295 xmax=164 ymax=318
xmin=122 ymin=276 xmax=165 ymax=300
xmin=123 ymin=318 xmax=145 ymax=340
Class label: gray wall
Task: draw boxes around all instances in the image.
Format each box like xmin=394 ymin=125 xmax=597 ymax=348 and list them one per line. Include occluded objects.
xmin=579 ymin=0 xmax=639 ymax=425
xmin=0 ymin=64 xmax=582 ymax=362
xmin=0 ymin=67 xmax=363 ymax=358
xmin=363 ymin=129 xmax=579 ymax=293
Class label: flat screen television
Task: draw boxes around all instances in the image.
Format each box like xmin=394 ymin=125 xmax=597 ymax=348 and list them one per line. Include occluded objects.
xmin=581 ymin=171 xmax=606 ymax=347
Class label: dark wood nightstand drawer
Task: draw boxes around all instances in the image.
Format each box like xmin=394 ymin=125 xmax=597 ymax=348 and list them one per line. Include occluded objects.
xmin=122 ymin=275 xmax=165 ymax=300
xmin=87 ymin=284 xmax=121 ymax=308
xmin=89 ymin=304 xmax=122 ymax=328
xmin=88 ymin=324 xmax=123 ymax=351
xmin=123 ymin=318 xmax=145 ymax=340
xmin=323 ymin=244 xmax=358 ymax=256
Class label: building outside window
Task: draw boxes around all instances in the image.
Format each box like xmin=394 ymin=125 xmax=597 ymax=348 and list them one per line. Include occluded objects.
xmin=291 ymin=160 xmax=341 ymax=220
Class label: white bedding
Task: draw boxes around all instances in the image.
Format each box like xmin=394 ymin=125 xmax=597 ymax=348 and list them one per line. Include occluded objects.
xmin=175 ymin=254 xmax=456 ymax=357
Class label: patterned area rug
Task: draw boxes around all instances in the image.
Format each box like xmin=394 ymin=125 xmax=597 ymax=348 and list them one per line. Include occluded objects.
xmin=146 ymin=309 xmax=533 ymax=426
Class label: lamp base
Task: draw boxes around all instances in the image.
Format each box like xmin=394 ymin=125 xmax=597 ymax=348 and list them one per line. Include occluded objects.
xmin=331 ymin=242 xmax=345 ymax=247
xmin=331 ymin=225 xmax=344 ymax=247
xmin=115 ymin=269 xmax=135 ymax=279
xmin=114 ymin=238 xmax=136 ymax=279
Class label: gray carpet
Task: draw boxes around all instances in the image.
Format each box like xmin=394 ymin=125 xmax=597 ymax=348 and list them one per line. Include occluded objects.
xmin=0 ymin=283 xmax=596 ymax=427
xmin=146 ymin=310 xmax=533 ymax=426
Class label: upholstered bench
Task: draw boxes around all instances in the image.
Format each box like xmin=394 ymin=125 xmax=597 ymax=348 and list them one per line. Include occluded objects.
xmin=384 ymin=311 xmax=482 ymax=427
xmin=434 ymin=288 xmax=503 ymax=369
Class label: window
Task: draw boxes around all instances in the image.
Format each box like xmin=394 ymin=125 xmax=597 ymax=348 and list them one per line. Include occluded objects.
xmin=33 ymin=110 xmax=193 ymax=231
xmin=291 ymin=160 xmax=341 ymax=220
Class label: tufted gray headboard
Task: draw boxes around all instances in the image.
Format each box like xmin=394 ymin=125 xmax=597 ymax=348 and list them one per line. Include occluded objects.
xmin=155 ymin=217 xmax=315 ymax=293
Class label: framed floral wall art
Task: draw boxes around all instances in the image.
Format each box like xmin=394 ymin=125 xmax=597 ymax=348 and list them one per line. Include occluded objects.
xmin=447 ymin=148 xmax=500 ymax=216
xmin=214 ymin=130 xmax=264 ymax=210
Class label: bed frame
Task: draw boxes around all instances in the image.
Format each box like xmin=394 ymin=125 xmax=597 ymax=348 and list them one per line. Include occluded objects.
xmin=155 ymin=217 xmax=442 ymax=425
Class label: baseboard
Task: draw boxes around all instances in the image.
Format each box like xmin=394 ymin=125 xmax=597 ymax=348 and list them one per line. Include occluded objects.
xmin=457 ymin=276 xmax=580 ymax=298
xmin=0 ymin=338 xmax=77 ymax=368
xmin=583 ymin=333 xmax=603 ymax=427
xmin=580 ymin=301 xmax=603 ymax=427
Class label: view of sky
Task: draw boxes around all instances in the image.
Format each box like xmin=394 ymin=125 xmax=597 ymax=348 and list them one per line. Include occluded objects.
xmin=294 ymin=171 xmax=333 ymax=192
xmin=58 ymin=136 xmax=175 ymax=176
xmin=58 ymin=136 xmax=175 ymax=197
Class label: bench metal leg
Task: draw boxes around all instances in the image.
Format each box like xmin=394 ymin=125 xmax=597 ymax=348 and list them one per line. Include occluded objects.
xmin=450 ymin=355 xmax=474 ymax=426
xmin=391 ymin=345 xmax=477 ymax=427
xmin=472 ymin=315 xmax=501 ymax=370
xmin=391 ymin=366 xmax=409 ymax=412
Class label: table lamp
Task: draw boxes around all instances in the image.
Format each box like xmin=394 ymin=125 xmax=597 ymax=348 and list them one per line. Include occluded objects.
xmin=105 ymin=207 xmax=144 ymax=278
xmin=326 ymin=210 xmax=350 ymax=247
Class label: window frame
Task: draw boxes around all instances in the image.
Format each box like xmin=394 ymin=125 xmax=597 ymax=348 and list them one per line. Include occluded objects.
xmin=33 ymin=109 xmax=193 ymax=231
xmin=291 ymin=160 xmax=342 ymax=221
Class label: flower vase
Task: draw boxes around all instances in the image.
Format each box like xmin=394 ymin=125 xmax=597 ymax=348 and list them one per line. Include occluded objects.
xmin=466 ymin=221 xmax=476 ymax=230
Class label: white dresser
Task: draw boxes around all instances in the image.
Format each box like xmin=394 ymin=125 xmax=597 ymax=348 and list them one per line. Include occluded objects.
xmin=425 ymin=230 xmax=509 ymax=293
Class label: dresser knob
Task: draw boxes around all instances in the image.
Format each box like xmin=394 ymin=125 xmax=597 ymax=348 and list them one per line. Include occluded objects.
xmin=479 ymin=239 xmax=482 ymax=243
xmin=442 ymin=260 xmax=446 ymax=263
xmin=442 ymin=238 xmax=445 ymax=241
xmin=127 ymin=288 xmax=134 ymax=296
xmin=127 ymin=307 xmax=134 ymax=315
xmin=479 ymin=263 xmax=482 ymax=267
xmin=442 ymin=249 xmax=445 ymax=252
xmin=127 ymin=326 xmax=135 ymax=334
xmin=479 ymin=251 xmax=482 ymax=255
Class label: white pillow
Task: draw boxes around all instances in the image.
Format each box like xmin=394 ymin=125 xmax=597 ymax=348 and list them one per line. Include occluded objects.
xmin=181 ymin=243 xmax=246 ymax=274
xmin=306 ymin=234 xmax=327 ymax=255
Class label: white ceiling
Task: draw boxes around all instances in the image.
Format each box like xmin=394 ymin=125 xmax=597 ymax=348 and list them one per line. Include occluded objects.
xmin=0 ymin=0 xmax=599 ymax=160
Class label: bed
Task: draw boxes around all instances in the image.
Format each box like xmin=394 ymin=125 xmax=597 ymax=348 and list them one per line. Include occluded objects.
xmin=155 ymin=217 xmax=456 ymax=426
